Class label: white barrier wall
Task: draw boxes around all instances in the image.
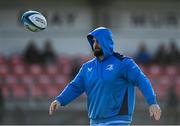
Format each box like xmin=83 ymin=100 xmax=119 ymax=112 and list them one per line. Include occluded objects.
xmin=0 ymin=0 xmax=179 ymax=56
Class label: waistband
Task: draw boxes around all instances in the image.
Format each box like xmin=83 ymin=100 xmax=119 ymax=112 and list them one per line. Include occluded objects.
xmin=90 ymin=115 xmax=132 ymax=125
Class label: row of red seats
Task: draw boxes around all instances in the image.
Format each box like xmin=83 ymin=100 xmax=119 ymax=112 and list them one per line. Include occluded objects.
xmin=0 ymin=73 xmax=179 ymax=100
xmin=0 ymin=54 xmax=90 ymax=77
xmin=0 ymin=54 xmax=90 ymax=100
xmin=139 ymin=64 xmax=180 ymax=77
xmin=0 ymin=53 xmax=179 ymax=100
xmin=0 ymin=64 xmax=179 ymax=77
xmin=0 ymin=74 xmax=70 ymax=99
xmin=1 ymin=54 xmax=179 ymax=76
xmin=0 ymin=64 xmax=73 ymax=77
xmin=0 ymin=74 xmax=70 ymax=85
xmin=1 ymin=83 xmax=65 ymax=100
xmin=0 ymin=53 xmax=90 ymax=66
xmin=136 ymin=75 xmax=180 ymax=99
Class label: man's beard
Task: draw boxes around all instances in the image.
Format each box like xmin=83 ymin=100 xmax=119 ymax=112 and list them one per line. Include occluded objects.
xmin=93 ymin=49 xmax=103 ymax=57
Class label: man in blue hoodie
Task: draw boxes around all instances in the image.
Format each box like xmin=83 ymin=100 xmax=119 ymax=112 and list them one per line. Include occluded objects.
xmin=49 ymin=27 xmax=161 ymax=125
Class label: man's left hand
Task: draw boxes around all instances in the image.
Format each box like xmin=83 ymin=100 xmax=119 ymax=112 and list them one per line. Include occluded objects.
xmin=149 ymin=104 xmax=161 ymax=121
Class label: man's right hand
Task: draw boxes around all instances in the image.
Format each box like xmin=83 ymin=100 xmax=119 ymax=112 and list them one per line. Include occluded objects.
xmin=49 ymin=100 xmax=60 ymax=115
xmin=149 ymin=104 xmax=161 ymax=121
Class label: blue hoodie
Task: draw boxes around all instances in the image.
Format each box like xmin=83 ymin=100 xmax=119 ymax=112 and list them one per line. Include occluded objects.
xmin=56 ymin=27 xmax=157 ymax=124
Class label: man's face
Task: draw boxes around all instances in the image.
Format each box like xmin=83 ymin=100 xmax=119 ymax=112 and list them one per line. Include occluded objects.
xmin=92 ymin=37 xmax=103 ymax=57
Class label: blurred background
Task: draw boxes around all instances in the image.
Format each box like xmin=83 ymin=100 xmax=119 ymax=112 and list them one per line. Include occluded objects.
xmin=0 ymin=0 xmax=179 ymax=125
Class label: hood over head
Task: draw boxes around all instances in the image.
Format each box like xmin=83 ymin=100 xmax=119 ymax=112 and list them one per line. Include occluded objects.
xmin=87 ymin=27 xmax=114 ymax=58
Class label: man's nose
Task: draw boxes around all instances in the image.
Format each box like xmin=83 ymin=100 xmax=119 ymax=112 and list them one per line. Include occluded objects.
xmin=94 ymin=43 xmax=100 ymax=49
xmin=94 ymin=42 xmax=97 ymax=46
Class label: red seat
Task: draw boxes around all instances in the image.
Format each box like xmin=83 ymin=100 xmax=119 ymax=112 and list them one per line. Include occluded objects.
xmin=37 ymin=74 xmax=51 ymax=85
xmin=10 ymin=54 xmax=23 ymax=66
xmin=4 ymin=75 xmax=18 ymax=86
xmin=175 ymin=77 xmax=180 ymax=85
xmin=54 ymin=74 xmax=69 ymax=89
xmin=13 ymin=64 xmax=26 ymax=76
xmin=29 ymin=64 xmax=43 ymax=76
xmin=149 ymin=65 xmax=162 ymax=78
xmin=0 ymin=65 xmax=9 ymax=77
xmin=175 ymin=77 xmax=180 ymax=97
xmin=45 ymin=85 xmax=60 ymax=98
xmin=59 ymin=56 xmax=72 ymax=75
xmin=30 ymin=84 xmax=44 ymax=99
xmin=165 ymin=65 xmax=177 ymax=77
xmin=151 ymin=75 xmax=170 ymax=100
xmin=11 ymin=84 xmax=28 ymax=99
xmin=62 ymin=64 xmax=72 ymax=75
xmin=0 ymin=76 xmax=4 ymax=85
xmin=0 ymin=54 xmax=6 ymax=65
xmin=153 ymin=84 xmax=166 ymax=100
xmin=20 ymin=74 xmax=35 ymax=85
xmin=158 ymin=75 xmax=171 ymax=90
xmin=0 ymin=85 xmax=10 ymax=99
xmin=46 ymin=65 xmax=58 ymax=76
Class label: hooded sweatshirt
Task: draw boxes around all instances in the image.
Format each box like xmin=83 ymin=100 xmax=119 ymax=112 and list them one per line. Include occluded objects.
xmin=56 ymin=27 xmax=157 ymax=124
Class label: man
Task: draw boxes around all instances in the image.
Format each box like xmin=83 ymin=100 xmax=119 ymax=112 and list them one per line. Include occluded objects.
xmin=49 ymin=27 xmax=161 ymax=125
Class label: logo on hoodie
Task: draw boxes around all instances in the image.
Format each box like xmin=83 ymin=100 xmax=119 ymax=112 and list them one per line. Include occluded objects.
xmin=88 ymin=67 xmax=92 ymax=72
xmin=106 ymin=64 xmax=113 ymax=71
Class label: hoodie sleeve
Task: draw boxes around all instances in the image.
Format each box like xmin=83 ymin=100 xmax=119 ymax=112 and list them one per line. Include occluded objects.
xmin=124 ymin=58 xmax=157 ymax=105
xmin=56 ymin=65 xmax=85 ymax=106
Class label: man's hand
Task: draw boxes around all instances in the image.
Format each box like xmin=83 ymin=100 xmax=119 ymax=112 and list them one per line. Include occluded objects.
xmin=49 ymin=100 xmax=60 ymax=115
xmin=149 ymin=104 xmax=161 ymax=121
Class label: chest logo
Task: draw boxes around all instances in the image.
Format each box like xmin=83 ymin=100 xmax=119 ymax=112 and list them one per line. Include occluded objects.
xmin=88 ymin=67 xmax=92 ymax=72
xmin=106 ymin=64 xmax=113 ymax=71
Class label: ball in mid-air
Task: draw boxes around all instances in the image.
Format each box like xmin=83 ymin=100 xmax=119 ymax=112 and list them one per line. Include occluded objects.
xmin=21 ymin=10 xmax=47 ymax=32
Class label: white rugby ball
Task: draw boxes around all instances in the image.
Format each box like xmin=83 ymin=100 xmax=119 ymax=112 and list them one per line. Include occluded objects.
xmin=21 ymin=10 xmax=47 ymax=32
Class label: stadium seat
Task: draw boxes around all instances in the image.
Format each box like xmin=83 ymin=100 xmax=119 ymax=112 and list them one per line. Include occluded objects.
xmin=0 ymin=76 xmax=4 ymax=85
xmin=29 ymin=84 xmax=45 ymax=99
xmin=54 ymin=74 xmax=69 ymax=89
xmin=29 ymin=64 xmax=43 ymax=76
xmin=45 ymin=84 xmax=60 ymax=98
xmin=153 ymin=84 xmax=166 ymax=100
xmin=0 ymin=65 xmax=9 ymax=77
xmin=165 ymin=65 xmax=177 ymax=77
xmin=37 ymin=74 xmax=52 ymax=85
xmin=0 ymin=85 xmax=10 ymax=99
xmin=0 ymin=54 xmax=6 ymax=65
xmin=154 ymin=75 xmax=174 ymax=100
xmin=58 ymin=55 xmax=72 ymax=75
xmin=3 ymin=75 xmax=19 ymax=99
xmin=4 ymin=75 xmax=18 ymax=86
xmin=158 ymin=75 xmax=171 ymax=90
xmin=20 ymin=74 xmax=36 ymax=85
xmin=3 ymin=53 xmax=179 ymax=103
xmin=62 ymin=64 xmax=72 ymax=75
xmin=10 ymin=54 xmax=23 ymax=66
xmin=11 ymin=84 xmax=28 ymax=99
xmin=149 ymin=65 xmax=162 ymax=78
xmin=46 ymin=65 xmax=58 ymax=76
xmin=175 ymin=77 xmax=180 ymax=97
xmin=13 ymin=64 xmax=26 ymax=76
